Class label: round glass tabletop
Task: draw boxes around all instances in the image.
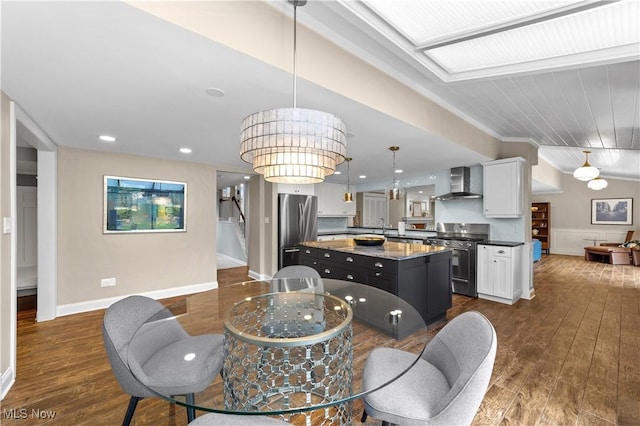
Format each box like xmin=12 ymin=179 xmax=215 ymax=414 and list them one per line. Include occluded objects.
xmin=126 ymin=278 xmax=428 ymax=424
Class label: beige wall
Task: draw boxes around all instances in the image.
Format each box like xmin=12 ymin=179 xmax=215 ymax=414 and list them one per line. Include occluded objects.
xmin=247 ymin=176 xmax=277 ymax=277
xmin=532 ymin=173 xmax=640 ymax=231
xmin=1 ymin=92 xmax=12 ymax=375
xmin=532 ymin=157 xmax=563 ymax=190
xmin=57 ymin=147 xmax=217 ymax=305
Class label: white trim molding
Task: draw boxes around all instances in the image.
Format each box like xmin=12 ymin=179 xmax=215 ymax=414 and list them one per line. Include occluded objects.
xmin=551 ymin=228 xmax=630 ymax=256
xmin=248 ymin=269 xmax=271 ymax=281
xmin=56 ymin=281 xmax=219 ymax=317
xmin=1 ymin=366 xmax=15 ymax=400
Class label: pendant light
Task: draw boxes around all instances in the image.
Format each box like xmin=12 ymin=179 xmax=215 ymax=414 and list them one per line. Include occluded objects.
xmin=239 ymin=0 xmax=347 ymax=184
xmin=344 ymin=157 xmax=353 ymax=202
xmin=573 ymin=150 xmax=599 ymax=181
xmin=388 ymin=146 xmax=403 ymax=200
xmin=587 ymin=172 xmax=608 ymax=190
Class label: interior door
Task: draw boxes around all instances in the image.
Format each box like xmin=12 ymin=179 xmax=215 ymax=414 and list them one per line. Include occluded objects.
xmin=17 ymin=185 xmax=37 ymax=289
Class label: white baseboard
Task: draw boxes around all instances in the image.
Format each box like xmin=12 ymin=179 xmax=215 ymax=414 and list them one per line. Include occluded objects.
xmin=551 ymin=249 xmax=584 ymax=256
xmin=1 ymin=366 xmax=15 ymax=400
xmin=248 ymin=270 xmax=271 ymax=281
xmin=56 ymin=281 xmax=219 ymax=317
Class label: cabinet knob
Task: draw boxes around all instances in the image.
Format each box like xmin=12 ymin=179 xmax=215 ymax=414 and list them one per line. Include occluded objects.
xmin=375 ymin=272 xmax=382 ymax=277
xmin=346 ymin=257 xmax=354 ymax=262
xmin=374 ymin=262 xmax=383 ymax=268
xmin=324 ymin=253 xmax=331 ymax=258
xmin=498 ymin=250 xmax=505 ymax=254
xmin=305 ymin=249 xmax=311 ymax=254
xmin=346 ymin=274 xmax=354 ymax=280
xmin=324 ymin=269 xmax=331 ymax=274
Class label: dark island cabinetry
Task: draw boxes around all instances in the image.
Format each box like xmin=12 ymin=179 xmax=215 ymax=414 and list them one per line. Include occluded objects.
xmin=299 ymin=243 xmax=452 ymax=325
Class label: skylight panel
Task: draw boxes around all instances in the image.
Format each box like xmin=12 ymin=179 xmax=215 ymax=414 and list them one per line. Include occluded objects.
xmin=426 ymin=0 xmax=639 ymax=74
xmin=363 ymin=0 xmax=581 ymax=45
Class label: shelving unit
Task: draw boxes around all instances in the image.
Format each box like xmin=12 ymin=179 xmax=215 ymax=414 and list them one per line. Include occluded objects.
xmin=531 ymin=202 xmax=550 ymax=254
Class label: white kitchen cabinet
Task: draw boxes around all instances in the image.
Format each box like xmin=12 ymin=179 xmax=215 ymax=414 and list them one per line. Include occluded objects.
xmin=277 ymin=183 xmax=315 ymax=195
xmin=315 ymin=183 xmax=356 ymax=216
xmin=477 ymin=244 xmax=523 ymax=305
xmin=482 ymin=157 xmax=525 ymax=218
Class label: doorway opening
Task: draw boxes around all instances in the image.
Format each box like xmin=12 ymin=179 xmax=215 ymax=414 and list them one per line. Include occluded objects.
xmin=217 ymin=172 xmax=252 ymax=269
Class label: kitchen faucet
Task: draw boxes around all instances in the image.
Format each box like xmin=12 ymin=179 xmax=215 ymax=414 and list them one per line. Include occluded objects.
xmin=379 ymin=218 xmax=387 ymax=235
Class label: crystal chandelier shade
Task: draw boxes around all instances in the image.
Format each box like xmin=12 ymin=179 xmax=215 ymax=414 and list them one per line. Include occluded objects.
xmin=239 ymin=0 xmax=346 ymax=184
xmin=240 ymin=108 xmax=347 ymax=183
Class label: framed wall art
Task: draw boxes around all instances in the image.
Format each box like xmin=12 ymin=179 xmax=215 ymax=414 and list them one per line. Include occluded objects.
xmin=104 ymin=176 xmax=187 ymax=233
xmin=591 ymin=198 xmax=633 ymax=225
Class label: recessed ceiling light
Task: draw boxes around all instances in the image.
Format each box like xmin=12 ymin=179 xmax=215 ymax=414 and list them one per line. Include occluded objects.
xmin=419 ymin=190 xmax=424 ymax=194
xmin=179 ymin=147 xmax=192 ymax=154
xmin=99 ymin=135 xmax=116 ymax=142
xmin=243 ymin=176 xmax=251 ymax=180
xmin=359 ymin=175 xmax=366 ymax=179
xmin=334 ymin=171 xmax=342 ymax=175
xmin=205 ymin=87 xmax=225 ymax=97
xmin=395 ymin=169 xmax=403 ymax=173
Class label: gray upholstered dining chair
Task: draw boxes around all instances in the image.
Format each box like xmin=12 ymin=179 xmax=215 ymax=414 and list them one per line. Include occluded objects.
xmin=361 ymin=311 xmax=497 ymax=426
xmin=103 ymin=295 xmax=224 ymax=426
xmin=273 ymin=264 xmax=321 ymax=279
xmin=188 ymin=412 xmax=288 ymax=425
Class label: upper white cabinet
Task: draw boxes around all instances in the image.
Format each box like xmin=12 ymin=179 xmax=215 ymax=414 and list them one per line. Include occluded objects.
xmin=482 ymin=157 xmax=525 ymax=218
xmin=277 ymin=183 xmax=315 ymax=196
xmin=315 ymin=183 xmax=356 ymax=216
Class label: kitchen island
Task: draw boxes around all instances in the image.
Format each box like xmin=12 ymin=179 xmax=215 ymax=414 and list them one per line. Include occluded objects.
xmin=298 ymin=239 xmax=452 ymax=326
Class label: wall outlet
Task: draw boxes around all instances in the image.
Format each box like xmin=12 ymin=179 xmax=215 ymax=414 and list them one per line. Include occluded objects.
xmin=101 ymin=277 xmax=116 ymax=288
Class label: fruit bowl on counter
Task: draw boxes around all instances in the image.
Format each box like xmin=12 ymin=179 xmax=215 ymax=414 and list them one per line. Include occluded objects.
xmin=353 ymin=235 xmax=386 ymax=246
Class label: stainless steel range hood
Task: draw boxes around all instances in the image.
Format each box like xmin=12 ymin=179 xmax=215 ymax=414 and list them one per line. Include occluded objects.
xmin=435 ymin=167 xmax=483 ymax=200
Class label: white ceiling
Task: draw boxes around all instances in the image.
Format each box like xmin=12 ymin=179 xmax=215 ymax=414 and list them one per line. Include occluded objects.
xmin=2 ymin=1 xmax=639 ymax=193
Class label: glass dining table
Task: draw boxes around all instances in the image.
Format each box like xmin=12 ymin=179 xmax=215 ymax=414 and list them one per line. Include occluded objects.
xmin=126 ymin=277 xmax=429 ymax=425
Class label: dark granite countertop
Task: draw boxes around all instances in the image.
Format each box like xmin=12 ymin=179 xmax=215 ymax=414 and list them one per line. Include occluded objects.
xmin=482 ymin=241 xmax=525 ymax=247
xmin=300 ymin=239 xmax=450 ymax=260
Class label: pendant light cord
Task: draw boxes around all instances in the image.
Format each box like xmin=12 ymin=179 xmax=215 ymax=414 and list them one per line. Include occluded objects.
xmin=392 ymin=151 xmax=396 ymax=184
xmin=292 ymin=2 xmax=298 ymax=109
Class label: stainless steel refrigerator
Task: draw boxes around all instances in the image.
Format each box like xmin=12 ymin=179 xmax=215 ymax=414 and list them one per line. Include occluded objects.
xmin=278 ymin=193 xmax=318 ymax=269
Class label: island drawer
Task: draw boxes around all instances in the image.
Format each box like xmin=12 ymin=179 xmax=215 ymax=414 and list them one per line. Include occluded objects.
xmin=317 ymin=261 xmax=366 ymax=283
xmin=351 ymin=255 xmax=397 ymax=273
xmin=300 ymin=246 xmax=319 ymax=257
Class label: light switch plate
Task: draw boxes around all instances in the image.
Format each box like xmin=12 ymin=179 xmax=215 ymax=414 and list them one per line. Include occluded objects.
xmin=3 ymin=217 xmax=12 ymax=234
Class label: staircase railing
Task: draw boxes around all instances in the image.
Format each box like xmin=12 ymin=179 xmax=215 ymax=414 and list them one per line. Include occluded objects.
xmin=231 ymin=196 xmax=246 ymax=239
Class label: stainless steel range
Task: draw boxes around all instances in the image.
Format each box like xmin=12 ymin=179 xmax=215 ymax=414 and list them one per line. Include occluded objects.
xmin=424 ymin=223 xmax=490 ymax=297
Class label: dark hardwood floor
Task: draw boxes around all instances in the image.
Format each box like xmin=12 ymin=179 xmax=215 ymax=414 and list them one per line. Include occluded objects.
xmin=3 ymin=256 xmax=639 ymax=425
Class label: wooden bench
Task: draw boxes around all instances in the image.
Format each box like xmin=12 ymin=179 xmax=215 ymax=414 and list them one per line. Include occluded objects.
xmin=584 ymin=246 xmax=631 ymax=265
